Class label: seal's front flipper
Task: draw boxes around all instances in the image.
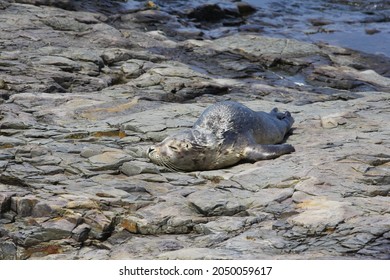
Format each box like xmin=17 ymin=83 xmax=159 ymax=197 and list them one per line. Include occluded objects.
xmin=243 ymin=144 xmax=295 ymax=161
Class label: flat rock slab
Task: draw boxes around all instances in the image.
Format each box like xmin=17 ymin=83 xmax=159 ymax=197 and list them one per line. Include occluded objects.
xmin=287 ymin=198 xmax=361 ymax=233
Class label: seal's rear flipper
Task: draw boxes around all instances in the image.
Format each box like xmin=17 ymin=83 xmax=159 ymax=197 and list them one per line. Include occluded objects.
xmin=244 ymin=144 xmax=295 ymax=161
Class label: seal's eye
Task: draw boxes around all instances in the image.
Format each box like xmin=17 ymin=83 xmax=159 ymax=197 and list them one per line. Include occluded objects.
xmin=169 ymin=145 xmax=179 ymax=151
xmin=184 ymin=143 xmax=192 ymax=149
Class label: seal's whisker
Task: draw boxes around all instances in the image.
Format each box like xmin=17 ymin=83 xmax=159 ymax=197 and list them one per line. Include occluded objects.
xmin=157 ymin=158 xmax=171 ymax=171
xmin=168 ymin=162 xmax=185 ymax=173
xmin=165 ymin=161 xmax=182 ymax=173
xmin=157 ymin=157 xmax=175 ymax=172
xmin=166 ymin=158 xmax=187 ymax=173
xmin=161 ymin=157 xmax=184 ymax=173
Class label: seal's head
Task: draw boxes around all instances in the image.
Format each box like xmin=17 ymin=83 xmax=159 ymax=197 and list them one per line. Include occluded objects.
xmin=147 ymin=129 xmax=213 ymax=172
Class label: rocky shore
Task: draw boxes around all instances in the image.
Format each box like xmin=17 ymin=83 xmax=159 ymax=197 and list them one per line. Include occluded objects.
xmin=0 ymin=0 xmax=389 ymax=259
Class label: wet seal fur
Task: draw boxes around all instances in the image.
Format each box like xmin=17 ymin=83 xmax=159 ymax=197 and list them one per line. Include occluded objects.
xmin=147 ymin=101 xmax=295 ymax=171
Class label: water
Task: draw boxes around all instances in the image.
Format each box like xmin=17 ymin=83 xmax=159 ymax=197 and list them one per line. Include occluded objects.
xmin=122 ymin=0 xmax=390 ymax=57
xmin=245 ymin=0 xmax=390 ymax=57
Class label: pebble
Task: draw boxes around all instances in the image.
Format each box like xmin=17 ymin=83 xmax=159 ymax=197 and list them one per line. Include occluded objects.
xmin=120 ymin=161 xmax=159 ymax=176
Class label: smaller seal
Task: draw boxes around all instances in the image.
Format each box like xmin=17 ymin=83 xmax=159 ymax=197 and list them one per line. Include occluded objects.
xmin=148 ymin=101 xmax=295 ymax=171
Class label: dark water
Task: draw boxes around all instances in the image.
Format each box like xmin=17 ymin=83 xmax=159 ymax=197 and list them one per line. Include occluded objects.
xmin=123 ymin=0 xmax=390 ymax=57
xmin=245 ymin=0 xmax=390 ymax=57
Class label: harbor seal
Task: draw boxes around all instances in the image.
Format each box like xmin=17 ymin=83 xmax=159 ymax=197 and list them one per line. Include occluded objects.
xmin=147 ymin=101 xmax=295 ymax=171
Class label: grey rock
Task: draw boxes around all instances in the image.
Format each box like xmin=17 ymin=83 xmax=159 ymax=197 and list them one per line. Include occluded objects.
xmin=11 ymin=196 xmax=39 ymax=217
xmin=83 ymin=210 xmax=115 ymax=240
xmin=121 ymin=200 xmax=201 ymax=235
xmin=0 ymin=151 xmax=13 ymax=161
xmin=120 ymin=59 xmax=145 ymax=78
xmin=32 ymin=56 xmax=83 ymax=72
xmin=11 ymin=220 xmax=73 ymax=247
xmin=75 ymin=245 xmax=110 ymax=260
xmin=0 ymin=193 xmax=13 ymax=213
xmin=41 ymin=218 xmax=76 ymax=237
xmin=187 ymin=34 xmax=320 ymax=67
xmin=0 ymin=136 xmax=26 ymax=147
xmin=0 ymin=160 xmax=8 ymax=171
xmin=188 ymin=187 xmax=293 ymax=217
xmin=0 ymin=238 xmax=17 ymax=260
xmin=87 ymin=150 xmax=133 ymax=171
xmin=80 ymin=147 xmax=105 ymax=158
xmin=321 ymin=113 xmax=350 ymax=129
xmin=287 ymin=198 xmax=362 ymax=234
xmin=35 ymin=165 xmax=64 ymax=175
xmin=120 ymin=161 xmax=159 ymax=176
xmin=119 ymin=102 xmax=201 ymax=137
xmin=194 ymin=216 xmax=251 ymax=234
xmin=162 ymin=173 xmax=207 ymax=187
xmin=109 ymin=235 xmax=174 ymax=259
xmin=127 ymin=61 xmax=228 ymax=102
xmin=361 ymin=166 xmax=390 ymax=186
xmin=31 ymin=198 xmax=68 ymax=218
xmin=63 ymin=195 xmax=100 ymax=210
xmin=159 ymin=247 xmax=241 ymax=260
xmin=157 ymin=239 xmax=185 ymax=252
xmin=71 ymin=224 xmax=91 ymax=242
xmin=188 ymin=189 xmax=249 ymax=217
xmin=42 ymin=16 xmax=89 ymax=32
xmin=132 ymin=10 xmax=174 ymax=24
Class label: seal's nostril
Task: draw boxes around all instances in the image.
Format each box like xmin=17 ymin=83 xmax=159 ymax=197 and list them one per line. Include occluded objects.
xmin=147 ymin=147 xmax=155 ymax=154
